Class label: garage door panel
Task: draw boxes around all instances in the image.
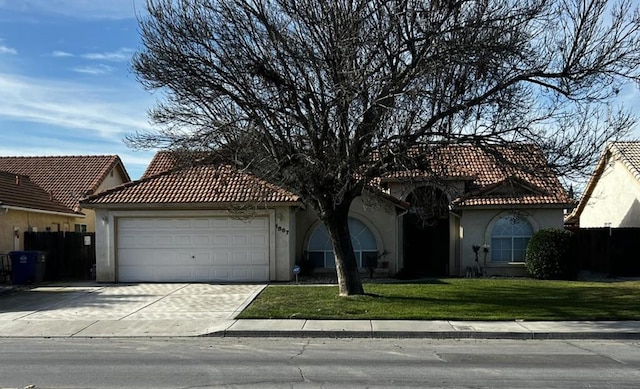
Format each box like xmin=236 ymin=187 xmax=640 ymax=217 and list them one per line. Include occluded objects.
xmin=119 ymin=249 xmax=179 ymax=266
xmin=117 ymin=217 xmax=269 ymax=282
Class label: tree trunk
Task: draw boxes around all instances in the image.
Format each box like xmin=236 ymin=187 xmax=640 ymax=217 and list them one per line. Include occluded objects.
xmin=322 ymin=204 xmax=365 ymax=296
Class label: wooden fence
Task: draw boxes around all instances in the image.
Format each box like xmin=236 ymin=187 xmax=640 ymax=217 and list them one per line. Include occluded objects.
xmin=23 ymin=231 xmax=95 ymax=281
xmin=571 ymin=227 xmax=640 ymax=277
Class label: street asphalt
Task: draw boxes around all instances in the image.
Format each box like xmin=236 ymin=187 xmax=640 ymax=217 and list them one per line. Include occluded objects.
xmin=1 ymin=282 xmax=639 ymax=339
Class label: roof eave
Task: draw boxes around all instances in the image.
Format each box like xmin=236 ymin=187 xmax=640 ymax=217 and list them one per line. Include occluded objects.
xmin=1 ymin=204 xmax=84 ymax=218
xmin=81 ymin=200 xmax=302 ymax=210
xmin=454 ymin=202 xmax=573 ymax=210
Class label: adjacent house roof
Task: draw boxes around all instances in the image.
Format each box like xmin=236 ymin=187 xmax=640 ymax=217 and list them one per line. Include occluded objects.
xmin=383 ymin=144 xmax=573 ymax=207
xmin=0 ymin=155 xmax=130 ymax=212
xmin=0 ymin=171 xmax=80 ymax=216
xmin=565 ymin=141 xmax=640 ymax=224
xmin=83 ymin=152 xmax=300 ymax=206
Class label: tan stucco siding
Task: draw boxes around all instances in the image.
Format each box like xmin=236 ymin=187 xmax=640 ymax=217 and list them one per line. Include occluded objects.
xmin=459 ymin=208 xmax=564 ymax=277
xmin=274 ymin=207 xmax=297 ymax=280
xmin=580 ymin=159 xmax=640 ymax=228
xmin=0 ymin=209 xmax=76 ymax=253
xmin=94 ymin=167 xmax=128 ymax=194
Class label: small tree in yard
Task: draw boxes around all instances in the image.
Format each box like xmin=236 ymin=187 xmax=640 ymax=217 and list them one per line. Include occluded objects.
xmin=129 ymin=0 xmax=640 ymax=295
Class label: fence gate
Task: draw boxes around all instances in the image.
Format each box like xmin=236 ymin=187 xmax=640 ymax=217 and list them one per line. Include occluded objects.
xmin=23 ymin=231 xmax=96 ymax=281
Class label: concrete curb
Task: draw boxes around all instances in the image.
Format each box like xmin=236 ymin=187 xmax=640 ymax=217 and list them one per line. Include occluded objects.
xmin=208 ymin=330 xmax=640 ymax=340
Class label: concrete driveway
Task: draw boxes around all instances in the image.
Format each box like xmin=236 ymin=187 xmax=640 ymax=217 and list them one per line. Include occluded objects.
xmin=0 ymin=283 xmax=265 ymax=337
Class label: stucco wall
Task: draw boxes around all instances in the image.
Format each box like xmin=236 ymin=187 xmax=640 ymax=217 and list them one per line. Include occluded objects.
xmin=92 ymin=207 xmax=294 ymax=282
xmin=0 ymin=209 xmax=76 ymax=253
xmin=94 ymin=167 xmax=128 ymax=194
xmin=459 ymin=208 xmax=565 ymax=277
xmin=295 ymin=195 xmax=399 ymax=275
xmin=580 ymin=158 xmax=640 ymax=228
xmin=80 ymin=166 xmax=130 ymax=233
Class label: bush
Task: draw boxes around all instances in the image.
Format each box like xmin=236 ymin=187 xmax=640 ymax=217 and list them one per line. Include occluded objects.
xmin=525 ymin=228 xmax=576 ymax=280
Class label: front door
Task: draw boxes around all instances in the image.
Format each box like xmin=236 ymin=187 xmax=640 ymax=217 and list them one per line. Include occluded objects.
xmin=402 ymin=187 xmax=450 ymax=277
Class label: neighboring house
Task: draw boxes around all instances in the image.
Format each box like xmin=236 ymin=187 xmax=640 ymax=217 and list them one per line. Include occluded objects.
xmin=0 ymin=156 xmax=131 ymax=247
xmin=566 ymin=141 xmax=640 ymax=228
xmin=0 ymin=171 xmax=82 ymax=253
xmin=83 ymin=145 xmax=572 ymax=283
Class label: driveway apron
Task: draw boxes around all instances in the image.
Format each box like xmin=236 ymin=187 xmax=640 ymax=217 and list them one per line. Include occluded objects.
xmin=0 ymin=283 xmax=265 ymax=337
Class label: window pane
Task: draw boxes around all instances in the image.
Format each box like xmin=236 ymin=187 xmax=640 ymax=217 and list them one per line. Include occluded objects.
xmin=513 ymin=248 xmax=526 ymax=262
xmin=492 ymin=218 xmax=512 ymax=236
xmin=350 ymin=218 xmax=377 ymax=250
xmin=325 ymin=252 xmax=336 ymax=268
xmin=491 ymin=238 xmax=512 ymax=262
xmin=308 ymin=225 xmax=329 ymax=250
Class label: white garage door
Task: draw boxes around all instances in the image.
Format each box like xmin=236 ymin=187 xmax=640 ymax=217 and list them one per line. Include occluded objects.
xmin=117 ymin=217 xmax=269 ymax=282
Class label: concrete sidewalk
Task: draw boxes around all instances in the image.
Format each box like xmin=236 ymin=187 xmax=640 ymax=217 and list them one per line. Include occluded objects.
xmin=1 ymin=317 xmax=639 ymax=339
xmin=2 ymin=283 xmax=640 ymax=339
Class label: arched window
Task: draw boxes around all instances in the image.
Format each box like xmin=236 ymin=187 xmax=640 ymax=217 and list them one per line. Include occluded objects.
xmin=491 ymin=215 xmax=533 ymax=262
xmin=307 ymin=218 xmax=378 ymax=268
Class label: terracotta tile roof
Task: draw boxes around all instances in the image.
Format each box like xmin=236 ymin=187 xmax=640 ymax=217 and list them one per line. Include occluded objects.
xmin=0 ymin=171 xmax=80 ymax=215
xmin=85 ymin=145 xmax=569 ymax=209
xmin=383 ymin=144 xmax=572 ymax=207
xmin=0 ymin=155 xmax=130 ymax=212
xmin=84 ymin=152 xmax=300 ymax=206
xmin=608 ymin=141 xmax=640 ymax=182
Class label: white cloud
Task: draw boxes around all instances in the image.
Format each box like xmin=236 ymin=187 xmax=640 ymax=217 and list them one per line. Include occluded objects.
xmin=73 ymin=64 xmax=114 ymax=75
xmin=52 ymin=50 xmax=74 ymax=57
xmin=82 ymin=48 xmax=134 ymax=62
xmin=0 ymin=45 xmax=17 ymax=55
xmin=0 ymin=0 xmax=147 ymax=20
xmin=0 ymin=72 xmax=153 ymax=138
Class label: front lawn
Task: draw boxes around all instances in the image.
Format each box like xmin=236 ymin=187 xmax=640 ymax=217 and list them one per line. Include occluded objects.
xmin=238 ymin=279 xmax=640 ymax=320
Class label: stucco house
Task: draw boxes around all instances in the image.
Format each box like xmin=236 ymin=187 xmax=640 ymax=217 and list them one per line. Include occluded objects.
xmin=82 ymin=145 xmax=572 ymax=283
xmin=0 ymin=171 xmax=82 ymax=253
xmin=566 ymin=141 xmax=640 ymax=228
xmin=0 ymin=155 xmax=130 ymax=252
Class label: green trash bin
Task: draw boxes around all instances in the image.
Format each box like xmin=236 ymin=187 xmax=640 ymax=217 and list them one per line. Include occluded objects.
xmin=9 ymin=251 xmax=46 ymax=285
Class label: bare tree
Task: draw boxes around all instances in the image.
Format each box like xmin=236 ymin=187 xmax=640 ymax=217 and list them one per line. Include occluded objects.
xmin=129 ymin=0 xmax=640 ymax=295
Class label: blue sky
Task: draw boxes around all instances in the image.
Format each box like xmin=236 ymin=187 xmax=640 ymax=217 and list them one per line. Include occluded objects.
xmin=0 ymin=0 xmax=154 ymax=179
xmin=0 ymin=1 xmax=639 ymax=183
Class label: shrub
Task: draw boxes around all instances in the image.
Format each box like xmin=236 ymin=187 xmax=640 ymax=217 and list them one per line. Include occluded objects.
xmin=525 ymin=228 xmax=576 ymax=280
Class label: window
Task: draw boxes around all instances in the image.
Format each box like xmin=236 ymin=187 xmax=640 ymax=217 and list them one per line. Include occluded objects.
xmin=490 ymin=216 xmax=533 ymax=263
xmin=74 ymin=224 xmax=87 ymax=233
xmin=307 ymin=218 xmax=378 ymax=268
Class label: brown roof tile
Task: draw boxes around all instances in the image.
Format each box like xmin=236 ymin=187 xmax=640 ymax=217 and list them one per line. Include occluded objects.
xmin=0 ymin=171 xmax=80 ymax=215
xmin=0 ymin=155 xmax=130 ymax=211
xmin=84 ymin=153 xmax=299 ymax=205
xmin=384 ymin=144 xmax=572 ymax=207
xmin=85 ymin=145 xmax=570 ymax=208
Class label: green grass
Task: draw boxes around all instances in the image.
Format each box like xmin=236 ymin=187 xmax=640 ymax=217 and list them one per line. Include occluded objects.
xmin=238 ymin=279 xmax=640 ymax=321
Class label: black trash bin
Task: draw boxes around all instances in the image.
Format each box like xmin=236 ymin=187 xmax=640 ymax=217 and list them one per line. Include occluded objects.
xmin=9 ymin=251 xmax=46 ymax=285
